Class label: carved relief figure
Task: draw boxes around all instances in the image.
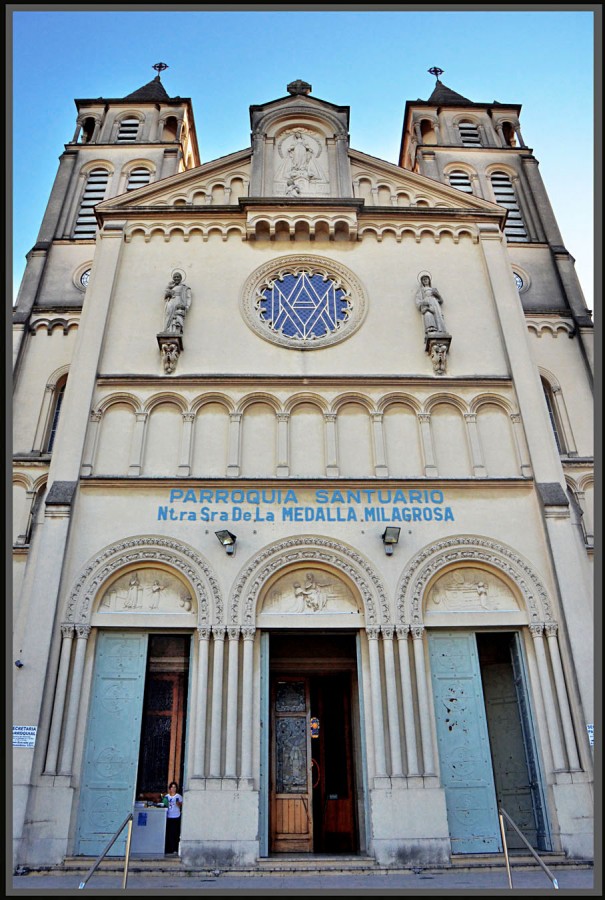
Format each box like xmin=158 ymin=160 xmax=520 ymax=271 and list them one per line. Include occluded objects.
xmin=261 ymin=569 xmax=359 ymax=615
xmin=163 ymin=272 xmax=192 ymax=334
xmin=430 ymin=341 xmax=449 ymax=375
xmin=416 ymin=274 xmax=447 ymax=335
xmin=97 ymin=570 xmax=196 ymax=615
xmin=275 ymin=129 xmax=328 ymax=196
xmin=427 ymin=568 xmax=518 ymax=613
xmin=161 ymin=341 xmax=180 ymax=374
xmin=124 ymin=573 xmax=141 ymax=609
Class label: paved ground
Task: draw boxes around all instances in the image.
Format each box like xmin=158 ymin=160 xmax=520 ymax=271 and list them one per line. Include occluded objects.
xmin=8 ymin=866 xmax=598 ymax=895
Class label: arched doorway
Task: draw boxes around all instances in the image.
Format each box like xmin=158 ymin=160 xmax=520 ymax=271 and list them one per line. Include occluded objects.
xmin=256 ymin=563 xmax=367 ymax=855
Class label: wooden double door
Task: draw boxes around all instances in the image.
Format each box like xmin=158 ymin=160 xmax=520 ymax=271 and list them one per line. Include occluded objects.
xmin=270 ymin=669 xmax=357 ymax=854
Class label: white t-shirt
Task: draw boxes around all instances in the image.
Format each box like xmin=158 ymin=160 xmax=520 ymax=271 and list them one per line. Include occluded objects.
xmin=166 ymin=793 xmax=182 ymax=819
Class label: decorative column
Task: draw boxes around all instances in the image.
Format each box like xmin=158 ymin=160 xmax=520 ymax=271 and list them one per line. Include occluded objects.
xmin=276 ymin=413 xmax=289 ymax=477
xmin=370 ymin=187 xmax=380 ymax=207
xmin=366 ymin=627 xmax=387 ymax=778
xmin=510 ymin=413 xmax=533 ymax=478
xmin=193 ymin=627 xmax=211 ymax=777
xmin=530 ymin=624 xmax=566 ymax=771
xmin=80 ymin=411 xmax=102 ymax=476
xmin=396 ymin=626 xmax=420 ymax=776
xmin=240 ymin=627 xmax=256 ymax=781
xmin=470 ymin=173 xmax=484 ymax=199
xmin=545 ymin=624 xmax=581 ymax=771
xmin=411 ymin=626 xmax=435 ymax=775
xmin=381 ymin=627 xmax=403 ymax=777
xmin=418 ymin=413 xmax=438 ymax=477
xmin=224 ymin=627 xmax=240 ymax=778
xmin=59 ymin=625 xmax=91 ymax=775
xmin=464 ymin=413 xmax=488 ymax=477
xmin=128 ymin=412 xmax=148 ymax=476
xmin=44 ymin=624 xmax=75 ymax=774
xmin=324 ymin=413 xmax=339 ymax=476
xmin=371 ymin=413 xmax=389 ymax=477
xmin=209 ymin=626 xmax=226 ymax=777
xmin=178 ymin=412 xmax=195 ymax=476
xmin=227 ymin=413 xmax=242 ymax=477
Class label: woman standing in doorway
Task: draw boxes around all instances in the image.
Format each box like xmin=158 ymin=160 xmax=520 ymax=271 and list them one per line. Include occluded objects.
xmin=163 ymin=782 xmax=183 ymax=854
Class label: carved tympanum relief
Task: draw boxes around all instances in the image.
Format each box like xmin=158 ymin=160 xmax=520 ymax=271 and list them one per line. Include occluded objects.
xmin=261 ymin=569 xmax=360 ymax=615
xmin=97 ymin=569 xmax=195 ymax=615
xmin=425 ymin=567 xmax=519 ymax=614
xmin=274 ymin=128 xmax=329 ymax=197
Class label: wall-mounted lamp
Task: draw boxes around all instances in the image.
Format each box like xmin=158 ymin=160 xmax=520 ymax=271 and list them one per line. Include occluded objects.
xmin=215 ymin=530 xmax=237 ymax=555
xmin=381 ymin=527 xmax=401 ymax=555
xmin=14 ymin=660 xmax=24 ymax=668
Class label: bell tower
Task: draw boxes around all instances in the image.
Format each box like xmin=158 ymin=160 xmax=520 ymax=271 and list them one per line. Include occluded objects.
xmin=13 ymin=65 xmax=200 ymax=369
xmin=399 ymin=68 xmax=593 ymax=362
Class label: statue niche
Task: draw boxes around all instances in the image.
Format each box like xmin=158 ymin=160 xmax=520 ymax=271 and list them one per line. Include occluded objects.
xmin=274 ymin=128 xmax=330 ymax=197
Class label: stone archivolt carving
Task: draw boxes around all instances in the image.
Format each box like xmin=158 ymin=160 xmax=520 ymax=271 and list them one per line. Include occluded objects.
xmin=65 ymin=536 xmax=222 ymax=624
xmin=241 ymin=255 xmax=367 ymax=350
xmin=229 ymin=536 xmax=388 ymax=626
xmin=396 ymin=535 xmax=553 ymax=626
xmin=261 ymin=568 xmax=361 ymax=615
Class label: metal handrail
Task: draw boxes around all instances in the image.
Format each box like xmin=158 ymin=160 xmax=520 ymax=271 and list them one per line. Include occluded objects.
xmin=498 ymin=806 xmax=559 ymax=890
xmin=78 ymin=813 xmax=133 ymax=890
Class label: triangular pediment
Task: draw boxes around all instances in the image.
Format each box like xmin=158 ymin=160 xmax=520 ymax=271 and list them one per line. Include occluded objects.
xmin=349 ymin=149 xmax=504 ymax=214
xmin=96 ymin=148 xmax=253 ymax=211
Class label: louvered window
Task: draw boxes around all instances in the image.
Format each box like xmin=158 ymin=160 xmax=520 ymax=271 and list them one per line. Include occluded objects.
xmin=73 ymin=168 xmax=109 ymax=238
xmin=458 ymin=121 xmax=482 ymax=146
xmin=117 ymin=118 xmax=139 ymax=142
xmin=127 ymin=167 xmax=152 ymax=191
xmin=491 ymin=171 xmax=528 ymax=242
xmin=448 ymin=170 xmax=473 ymax=194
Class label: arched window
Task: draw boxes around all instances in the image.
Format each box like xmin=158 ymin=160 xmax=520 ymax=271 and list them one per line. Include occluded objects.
xmin=46 ymin=379 xmax=67 ymax=452
xmin=126 ymin=167 xmax=152 ymax=191
xmin=25 ymin=485 xmax=47 ymax=545
xmin=490 ymin=171 xmax=528 ymax=242
xmin=80 ymin=117 xmax=96 ymax=144
xmin=117 ymin=118 xmax=139 ymax=142
xmin=162 ymin=116 xmax=178 ymax=142
xmin=458 ymin=120 xmax=482 ymax=146
xmin=73 ymin=168 xmax=109 ymax=238
xmin=541 ymin=378 xmax=565 ymax=454
xmin=448 ymin=170 xmax=473 ymax=194
xmin=502 ymin=122 xmax=517 ymax=147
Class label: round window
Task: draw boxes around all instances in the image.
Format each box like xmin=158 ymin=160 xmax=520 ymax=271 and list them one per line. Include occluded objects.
xmin=241 ymin=256 xmax=367 ymax=349
xmin=80 ymin=268 xmax=91 ymax=288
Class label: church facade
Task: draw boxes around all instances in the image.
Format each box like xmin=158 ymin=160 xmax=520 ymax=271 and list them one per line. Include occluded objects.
xmin=12 ymin=70 xmax=594 ymax=869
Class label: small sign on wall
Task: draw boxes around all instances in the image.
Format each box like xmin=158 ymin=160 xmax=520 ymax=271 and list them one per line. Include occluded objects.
xmin=586 ymin=723 xmax=594 ymax=746
xmin=13 ymin=726 xmax=37 ymax=748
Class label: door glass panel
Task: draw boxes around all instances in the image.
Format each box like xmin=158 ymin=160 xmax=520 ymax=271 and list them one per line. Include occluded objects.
xmin=276 ymin=680 xmax=306 ymax=712
xmin=276 ymin=717 xmax=307 ymax=792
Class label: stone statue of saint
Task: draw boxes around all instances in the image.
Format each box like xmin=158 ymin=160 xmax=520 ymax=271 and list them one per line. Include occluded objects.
xmin=276 ymin=130 xmax=327 ymax=195
xmin=163 ymin=272 xmax=192 ymax=334
xmin=416 ymin=274 xmax=447 ymax=335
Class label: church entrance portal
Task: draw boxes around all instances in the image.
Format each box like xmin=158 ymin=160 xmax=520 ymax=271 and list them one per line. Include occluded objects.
xmin=269 ymin=633 xmax=358 ymax=854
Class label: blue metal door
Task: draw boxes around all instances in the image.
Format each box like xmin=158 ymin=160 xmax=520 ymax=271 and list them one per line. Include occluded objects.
xmin=428 ymin=631 xmax=502 ymax=854
xmin=75 ymin=631 xmax=148 ymax=856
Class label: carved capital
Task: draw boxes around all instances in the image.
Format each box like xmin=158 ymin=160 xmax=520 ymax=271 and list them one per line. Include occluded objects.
xmin=276 ymin=413 xmax=290 ymax=424
xmin=366 ymin=626 xmax=381 ymax=641
xmin=90 ymin=410 xmax=102 ymax=423
xmin=529 ymin=623 xmax=545 ymax=640
xmin=212 ymin=626 xmax=226 ymax=641
xmin=75 ymin=625 xmax=91 ymax=640
xmin=544 ymin=623 xmax=559 ymax=638
xmin=241 ymin=627 xmax=256 ymax=641
xmin=61 ymin=624 xmax=75 ymax=639
xmin=418 ymin=413 xmax=431 ymax=424
xmin=510 ymin=413 xmax=522 ymax=424
xmin=227 ymin=626 xmax=241 ymax=641
xmin=197 ymin=626 xmax=211 ymax=641
xmin=464 ymin=413 xmax=477 ymax=424
xmin=410 ymin=626 xmax=425 ymax=640
xmin=183 ymin=412 xmax=196 ymax=423
xmin=381 ymin=626 xmax=394 ymax=640
xmin=396 ymin=625 xmax=410 ymax=639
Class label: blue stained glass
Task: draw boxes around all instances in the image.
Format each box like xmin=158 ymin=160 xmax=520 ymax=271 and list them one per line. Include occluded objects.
xmin=258 ymin=272 xmax=350 ymax=340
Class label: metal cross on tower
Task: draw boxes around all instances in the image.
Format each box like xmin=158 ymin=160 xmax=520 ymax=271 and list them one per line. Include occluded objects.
xmin=428 ymin=66 xmax=444 ymax=81
xmin=153 ymin=62 xmax=169 ymax=75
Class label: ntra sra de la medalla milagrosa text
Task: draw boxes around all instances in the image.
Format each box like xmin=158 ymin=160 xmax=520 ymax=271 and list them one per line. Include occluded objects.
xmin=157 ymin=489 xmax=455 ymax=523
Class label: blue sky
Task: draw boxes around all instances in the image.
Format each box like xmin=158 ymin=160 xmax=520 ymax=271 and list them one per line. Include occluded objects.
xmin=10 ymin=7 xmax=596 ymax=308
